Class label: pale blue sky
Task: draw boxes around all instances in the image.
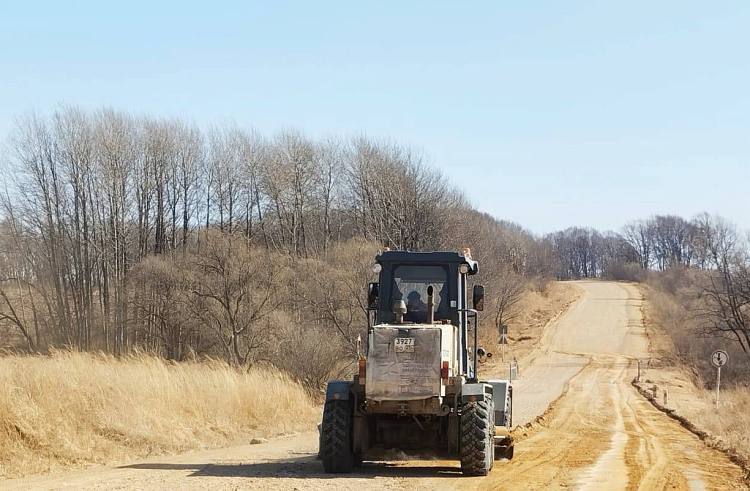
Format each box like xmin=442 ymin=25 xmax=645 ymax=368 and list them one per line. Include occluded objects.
xmin=1 ymin=1 xmax=748 ymax=233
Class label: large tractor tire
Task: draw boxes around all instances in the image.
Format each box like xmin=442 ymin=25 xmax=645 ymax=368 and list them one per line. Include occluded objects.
xmin=320 ymin=399 xmax=355 ymax=473
xmin=460 ymin=398 xmax=495 ymax=476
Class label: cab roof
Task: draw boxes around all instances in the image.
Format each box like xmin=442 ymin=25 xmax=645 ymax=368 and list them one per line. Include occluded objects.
xmin=375 ymin=250 xmax=479 ymax=275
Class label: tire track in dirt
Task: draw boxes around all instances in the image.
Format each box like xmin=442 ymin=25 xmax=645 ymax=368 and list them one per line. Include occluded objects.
xmin=478 ymin=354 xmax=747 ymax=490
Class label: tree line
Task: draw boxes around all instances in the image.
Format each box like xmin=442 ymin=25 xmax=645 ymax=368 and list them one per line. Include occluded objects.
xmin=0 ymin=107 xmax=551 ymax=386
xmin=0 ymin=106 xmax=747 ymax=386
xmin=547 ymin=214 xmax=748 ymax=279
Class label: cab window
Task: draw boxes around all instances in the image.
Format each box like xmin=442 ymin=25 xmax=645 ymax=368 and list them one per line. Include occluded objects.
xmin=392 ymin=265 xmax=449 ymax=323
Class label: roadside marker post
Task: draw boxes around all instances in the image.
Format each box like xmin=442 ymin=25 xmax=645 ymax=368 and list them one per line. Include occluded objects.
xmin=509 ymin=357 xmax=519 ymax=381
xmin=711 ymin=350 xmax=728 ymax=409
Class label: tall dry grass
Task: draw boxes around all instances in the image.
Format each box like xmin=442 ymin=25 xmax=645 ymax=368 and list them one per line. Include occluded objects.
xmin=696 ymin=388 xmax=750 ymax=461
xmin=0 ymin=351 xmax=319 ymax=478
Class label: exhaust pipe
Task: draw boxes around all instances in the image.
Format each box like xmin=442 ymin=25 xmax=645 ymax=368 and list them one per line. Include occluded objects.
xmin=427 ymin=285 xmax=435 ymax=324
xmin=393 ymin=300 xmax=407 ymax=324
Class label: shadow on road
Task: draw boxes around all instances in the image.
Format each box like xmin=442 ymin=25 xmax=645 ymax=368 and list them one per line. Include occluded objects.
xmin=121 ymin=456 xmax=464 ymax=479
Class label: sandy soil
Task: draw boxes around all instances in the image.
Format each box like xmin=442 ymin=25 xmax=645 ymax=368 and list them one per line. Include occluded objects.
xmin=6 ymin=281 xmax=747 ymax=490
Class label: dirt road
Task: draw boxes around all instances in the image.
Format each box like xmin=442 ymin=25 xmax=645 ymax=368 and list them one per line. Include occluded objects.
xmin=8 ymin=282 xmax=748 ymax=490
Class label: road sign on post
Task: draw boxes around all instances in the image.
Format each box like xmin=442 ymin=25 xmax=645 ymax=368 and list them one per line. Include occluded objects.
xmin=498 ymin=324 xmax=509 ymax=361
xmin=711 ymin=350 xmax=728 ymax=408
xmin=499 ymin=324 xmax=508 ymax=344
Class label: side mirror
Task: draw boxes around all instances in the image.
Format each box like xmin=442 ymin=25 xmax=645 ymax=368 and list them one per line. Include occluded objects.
xmin=473 ymin=284 xmax=485 ymax=312
xmin=367 ymin=282 xmax=379 ymax=309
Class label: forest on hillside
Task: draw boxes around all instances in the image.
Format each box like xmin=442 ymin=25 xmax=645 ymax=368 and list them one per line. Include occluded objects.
xmin=0 ymin=107 xmax=747 ymax=388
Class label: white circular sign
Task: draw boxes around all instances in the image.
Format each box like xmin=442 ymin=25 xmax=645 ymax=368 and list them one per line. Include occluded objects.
xmin=711 ymin=350 xmax=728 ymax=368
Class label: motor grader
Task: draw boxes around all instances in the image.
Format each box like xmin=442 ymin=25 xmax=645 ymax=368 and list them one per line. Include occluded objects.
xmin=319 ymin=249 xmax=514 ymax=475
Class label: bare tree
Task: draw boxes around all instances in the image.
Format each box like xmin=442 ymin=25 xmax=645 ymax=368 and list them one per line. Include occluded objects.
xmin=93 ymin=109 xmax=136 ymax=354
xmin=692 ymin=216 xmax=750 ymax=355
xmin=174 ymin=123 xmax=203 ymax=250
xmin=623 ymin=220 xmax=654 ymax=270
xmin=186 ymin=231 xmax=288 ymax=366
xmin=296 ymin=238 xmax=378 ymax=355
xmin=490 ymin=269 xmax=526 ymax=337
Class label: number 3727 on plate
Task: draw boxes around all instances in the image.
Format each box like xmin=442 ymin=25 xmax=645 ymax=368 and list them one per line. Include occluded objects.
xmin=394 ymin=337 xmax=415 ymax=353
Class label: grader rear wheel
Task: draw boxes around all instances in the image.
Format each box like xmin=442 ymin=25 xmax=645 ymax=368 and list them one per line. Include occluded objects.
xmin=460 ymin=398 xmax=495 ymax=476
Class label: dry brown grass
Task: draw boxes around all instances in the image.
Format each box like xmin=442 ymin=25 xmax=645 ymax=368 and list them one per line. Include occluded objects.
xmin=701 ymin=388 xmax=750 ymax=460
xmin=0 ymin=351 xmax=319 ymax=478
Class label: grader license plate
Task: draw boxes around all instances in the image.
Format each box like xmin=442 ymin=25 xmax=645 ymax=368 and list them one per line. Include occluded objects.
xmin=394 ymin=337 xmax=415 ymax=352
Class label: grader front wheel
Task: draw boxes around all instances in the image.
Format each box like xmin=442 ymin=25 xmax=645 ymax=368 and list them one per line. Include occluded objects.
xmin=320 ymin=399 xmax=355 ymax=473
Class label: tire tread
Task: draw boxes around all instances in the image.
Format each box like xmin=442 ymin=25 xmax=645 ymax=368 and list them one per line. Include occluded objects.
xmin=460 ymin=399 xmax=494 ymax=476
xmin=320 ymin=399 xmax=354 ymax=473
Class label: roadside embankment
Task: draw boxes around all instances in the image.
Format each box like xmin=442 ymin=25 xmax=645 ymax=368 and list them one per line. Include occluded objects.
xmin=480 ymin=281 xmax=581 ymax=374
xmin=636 ymin=283 xmax=750 ymax=483
xmin=633 ymin=377 xmax=750 ymax=483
